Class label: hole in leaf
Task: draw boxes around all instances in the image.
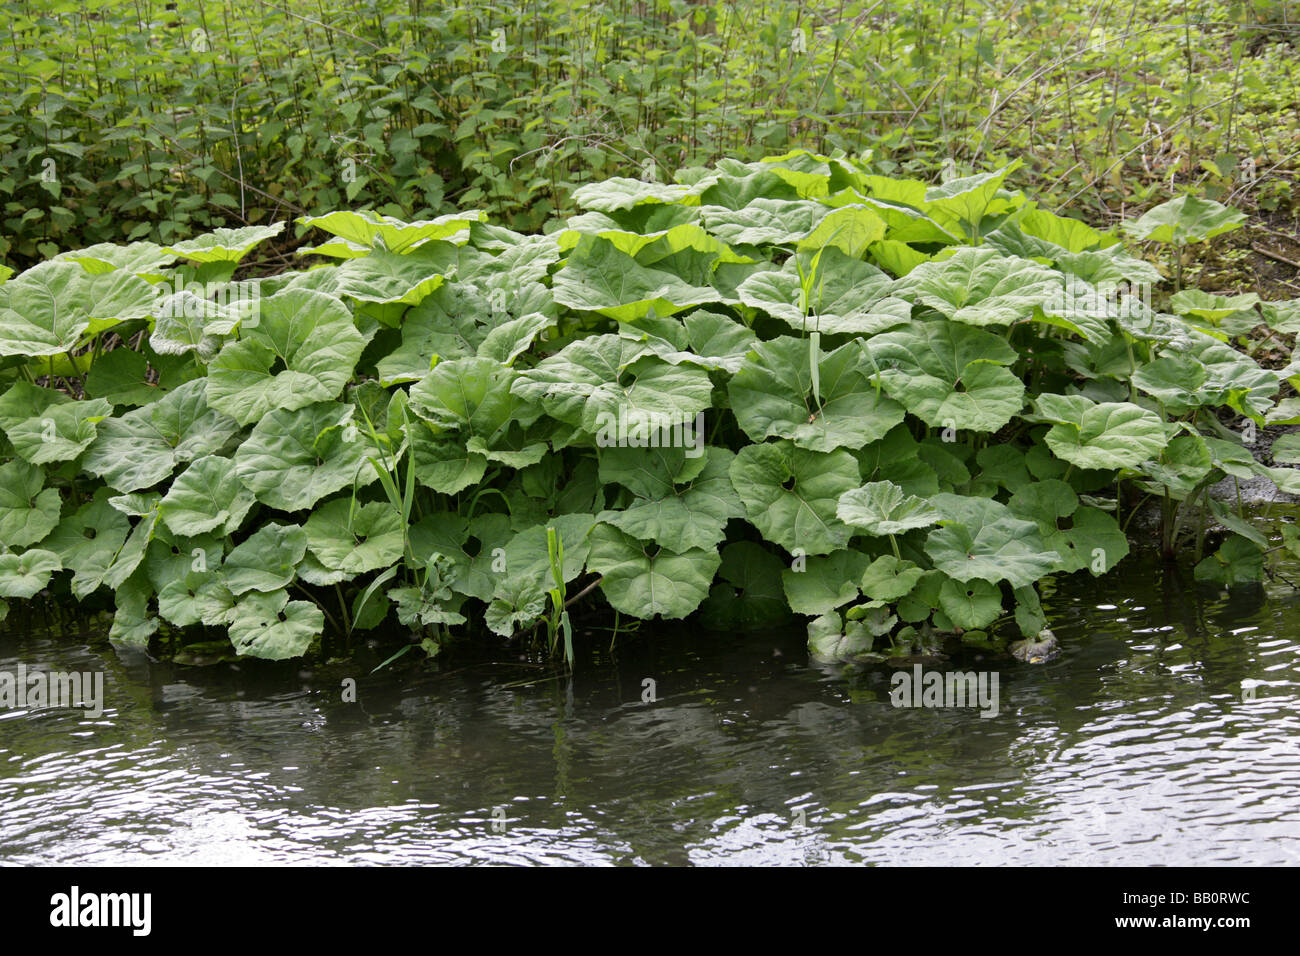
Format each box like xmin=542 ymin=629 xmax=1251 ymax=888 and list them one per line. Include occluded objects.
xmin=269 ymin=356 xmax=288 ymax=375
xmin=781 ymin=476 xmax=797 ymax=491
xmin=83 ymin=528 xmax=97 ymax=540
xmin=617 ymin=369 xmax=637 ymax=389
xmin=463 ymin=536 xmax=482 ymax=558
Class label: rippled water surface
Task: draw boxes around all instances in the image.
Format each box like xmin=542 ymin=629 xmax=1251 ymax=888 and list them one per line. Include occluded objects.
xmin=2 ymin=555 xmax=1299 ymax=865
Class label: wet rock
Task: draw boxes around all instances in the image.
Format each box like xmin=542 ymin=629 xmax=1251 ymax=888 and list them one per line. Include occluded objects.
xmin=1009 ymin=629 xmax=1060 ymax=663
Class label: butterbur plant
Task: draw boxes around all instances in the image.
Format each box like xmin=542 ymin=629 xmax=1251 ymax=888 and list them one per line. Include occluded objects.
xmin=0 ymin=150 xmax=1292 ymax=666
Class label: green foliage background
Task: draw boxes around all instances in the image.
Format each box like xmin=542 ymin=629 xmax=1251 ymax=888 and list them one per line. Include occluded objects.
xmin=3 ymin=0 xmax=1298 ymax=266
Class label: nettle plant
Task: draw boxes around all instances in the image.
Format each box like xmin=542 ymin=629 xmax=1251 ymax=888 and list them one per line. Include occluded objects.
xmin=0 ymin=150 xmax=1295 ymax=664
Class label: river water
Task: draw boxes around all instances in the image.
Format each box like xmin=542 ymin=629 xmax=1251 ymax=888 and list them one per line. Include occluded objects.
xmin=2 ymin=553 xmax=1298 ymax=866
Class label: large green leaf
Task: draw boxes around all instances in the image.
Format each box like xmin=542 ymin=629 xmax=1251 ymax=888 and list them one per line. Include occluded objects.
xmin=598 ymin=443 xmax=710 ymax=497
xmin=0 ymin=460 xmax=62 ymax=547
xmin=329 ymin=244 xmax=459 ymax=305
xmin=782 ymin=549 xmax=870 ymax=614
xmin=408 ymin=356 xmax=525 ymax=444
xmin=232 ymin=402 xmax=376 ymax=511
xmin=297 ymin=209 xmax=481 ymax=253
xmin=729 ymin=337 xmax=905 ymax=451
xmin=700 ymin=198 xmax=830 ymax=245
xmin=1158 ymin=331 xmax=1278 ymax=421
xmin=43 ymin=488 xmax=130 ymax=598
xmin=1124 ymin=196 xmax=1245 ymax=244
xmin=0 ymin=382 xmax=112 ymax=464
xmin=552 ymin=235 xmax=719 ymax=320
xmin=0 ymin=260 xmax=155 ymax=356
xmin=304 ymin=499 xmax=404 ymax=575
xmin=163 ymin=222 xmax=286 ymax=263
xmin=408 ymin=511 xmax=513 ymax=601
xmin=498 ymin=514 xmax=597 ymax=591
xmin=512 ymin=335 xmax=713 ymax=436
xmin=860 ymin=555 xmax=926 ymax=602
xmin=729 ymin=440 xmax=860 ymax=554
xmin=206 ymin=289 xmax=367 ymax=425
xmin=938 ymin=577 xmax=1003 ymax=628
xmin=681 ymin=310 xmax=758 ymax=373
xmin=924 ymin=493 xmax=1060 ymax=589
xmin=866 ymin=319 xmax=1025 ymax=432
xmin=221 ymin=522 xmax=309 ymax=595
xmin=1007 ymin=479 xmax=1129 ymax=574
xmin=836 ymin=481 xmax=941 ymax=536
xmin=227 ymin=590 xmax=323 ymax=659
xmin=158 ymin=455 xmax=256 ymax=537
xmin=736 ymin=248 xmax=913 ymax=335
xmin=54 ymin=240 xmax=176 ymax=276
xmin=922 ymin=162 xmax=1022 ymax=236
xmin=408 ymin=426 xmax=488 ymax=495
xmin=1044 ymin=400 xmax=1169 ymax=471
xmin=0 ymin=549 xmax=61 ymax=598
xmin=150 ymin=289 xmax=252 ymax=361
xmin=585 ymin=523 xmax=720 ymax=619
xmin=1193 ymin=534 xmax=1263 ymax=587
xmin=599 ymin=446 xmax=742 ymax=552
xmin=796 ymin=204 xmax=888 ymax=257
xmin=83 ymin=379 xmax=241 ymax=492
xmin=896 ymin=246 xmax=1062 ymax=326
xmin=571 ymin=178 xmax=691 ymax=212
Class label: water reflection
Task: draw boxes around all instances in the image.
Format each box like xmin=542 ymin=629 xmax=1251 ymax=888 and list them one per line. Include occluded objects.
xmin=1 ymin=555 xmax=1298 ymax=865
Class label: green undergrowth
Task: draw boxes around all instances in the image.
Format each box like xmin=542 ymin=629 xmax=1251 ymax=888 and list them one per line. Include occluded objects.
xmin=2 ymin=149 xmax=1300 ymax=665
xmin=4 ymin=0 xmax=1298 ymax=267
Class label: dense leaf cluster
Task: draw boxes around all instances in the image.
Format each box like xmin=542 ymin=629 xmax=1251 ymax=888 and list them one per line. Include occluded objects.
xmin=1 ymin=150 xmax=1296 ymax=661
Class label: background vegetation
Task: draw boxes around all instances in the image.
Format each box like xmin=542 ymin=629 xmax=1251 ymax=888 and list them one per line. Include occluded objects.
xmin=3 ymin=0 xmax=1298 ymax=269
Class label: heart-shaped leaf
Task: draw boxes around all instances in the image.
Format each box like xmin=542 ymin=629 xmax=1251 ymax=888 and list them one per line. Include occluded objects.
xmin=599 ymin=446 xmax=742 ymax=552
xmin=728 ymin=337 xmax=905 ymax=451
xmin=896 ymin=246 xmax=1062 ymax=327
xmin=836 ymin=480 xmax=941 ymax=536
xmin=221 ymin=523 xmax=309 ymax=595
xmin=0 ymin=460 xmax=62 ymax=547
xmin=729 ymin=440 xmax=860 ymax=555
xmin=0 ymin=548 xmax=61 ymax=598
xmin=585 ymin=523 xmax=721 ymax=619
xmin=159 ymin=455 xmax=256 ymax=537
xmin=1124 ymin=196 xmax=1245 ymax=244
xmin=304 ymin=499 xmax=404 ymax=576
xmin=227 ymin=589 xmax=323 ymax=659
xmin=736 ymin=248 xmax=913 ymax=335
xmin=233 ymin=402 xmax=376 ymax=511
xmin=1044 ymin=400 xmax=1169 ymax=471
xmin=924 ymin=493 xmax=1060 ymax=589
xmin=553 ymin=235 xmax=719 ymax=320
xmin=0 ymin=383 xmax=112 ymax=465
xmin=83 ymin=379 xmax=241 ymax=492
xmin=207 ymin=289 xmax=367 ymax=426
xmin=867 ymin=319 xmax=1024 ymax=432
xmin=164 ymin=222 xmax=286 ymax=263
